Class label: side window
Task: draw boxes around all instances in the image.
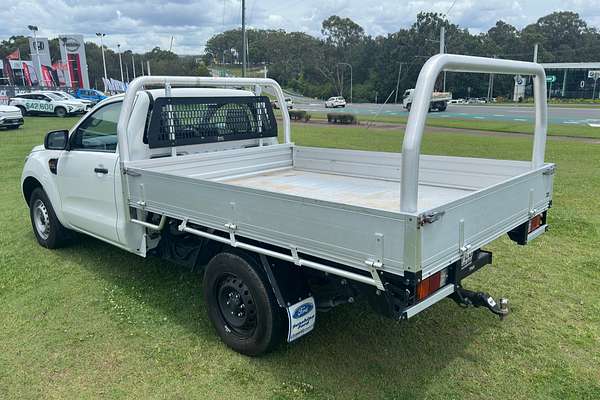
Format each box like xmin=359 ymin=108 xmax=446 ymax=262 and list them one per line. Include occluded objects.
xmin=70 ymin=101 xmax=122 ymax=152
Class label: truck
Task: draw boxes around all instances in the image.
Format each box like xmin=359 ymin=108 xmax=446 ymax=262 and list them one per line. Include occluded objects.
xmin=403 ymin=88 xmax=451 ymax=111
xmin=21 ymin=54 xmax=554 ymax=356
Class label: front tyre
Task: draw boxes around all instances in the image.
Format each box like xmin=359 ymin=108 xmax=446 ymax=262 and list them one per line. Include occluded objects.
xmin=203 ymin=251 xmax=286 ymax=356
xmin=29 ymin=188 xmax=69 ymax=248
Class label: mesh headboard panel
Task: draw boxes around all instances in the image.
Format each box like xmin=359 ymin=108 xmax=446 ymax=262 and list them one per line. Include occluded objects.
xmin=145 ymin=95 xmax=278 ymax=149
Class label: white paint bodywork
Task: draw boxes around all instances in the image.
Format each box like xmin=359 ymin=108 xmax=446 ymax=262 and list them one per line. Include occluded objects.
xmin=10 ymin=91 xmax=87 ymax=115
xmin=0 ymin=104 xmax=23 ymax=127
xmin=21 ymin=56 xmax=555 ymax=316
xmin=402 ymin=88 xmax=452 ymax=109
xmin=325 ymin=97 xmax=346 ymax=108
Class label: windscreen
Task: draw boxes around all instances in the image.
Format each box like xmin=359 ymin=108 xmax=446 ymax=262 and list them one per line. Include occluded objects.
xmin=145 ymin=95 xmax=278 ymax=149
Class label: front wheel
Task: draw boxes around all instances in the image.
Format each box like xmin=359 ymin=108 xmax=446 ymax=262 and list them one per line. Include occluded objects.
xmin=29 ymin=188 xmax=69 ymax=248
xmin=203 ymin=250 xmax=286 ymax=356
xmin=16 ymin=106 xmax=27 ymax=116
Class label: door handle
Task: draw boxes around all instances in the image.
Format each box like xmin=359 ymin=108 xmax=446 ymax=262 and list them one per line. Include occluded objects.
xmin=94 ymin=167 xmax=109 ymax=174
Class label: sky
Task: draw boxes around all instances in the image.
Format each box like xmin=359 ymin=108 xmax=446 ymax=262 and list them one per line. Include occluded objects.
xmin=2 ymin=0 xmax=600 ymax=55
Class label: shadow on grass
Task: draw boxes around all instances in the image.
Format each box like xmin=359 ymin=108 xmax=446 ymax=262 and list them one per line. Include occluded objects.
xmin=65 ymin=233 xmax=495 ymax=399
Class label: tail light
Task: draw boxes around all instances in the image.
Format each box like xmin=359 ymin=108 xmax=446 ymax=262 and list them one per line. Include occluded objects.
xmin=416 ymin=268 xmax=449 ymax=301
xmin=528 ymin=214 xmax=543 ymax=233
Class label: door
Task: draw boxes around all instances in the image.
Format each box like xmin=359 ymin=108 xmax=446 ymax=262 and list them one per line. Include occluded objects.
xmin=58 ymin=101 xmax=122 ymax=242
xmin=23 ymin=94 xmax=51 ymax=114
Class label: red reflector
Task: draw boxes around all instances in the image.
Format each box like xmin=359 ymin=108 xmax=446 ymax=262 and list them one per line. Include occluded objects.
xmin=529 ymin=214 xmax=543 ymax=233
xmin=416 ymin=271 xmax=442 ymax=301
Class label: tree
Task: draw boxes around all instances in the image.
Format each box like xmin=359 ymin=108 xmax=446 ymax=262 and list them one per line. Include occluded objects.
xmin=196 ymin=63 xmax=211 ymax=77
xmin=321 ymin=15 xmax=365 ymax=49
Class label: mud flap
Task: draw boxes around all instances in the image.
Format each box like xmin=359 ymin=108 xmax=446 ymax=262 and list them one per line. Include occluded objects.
xmin=286 ymin=297 xmax=316 ymax=342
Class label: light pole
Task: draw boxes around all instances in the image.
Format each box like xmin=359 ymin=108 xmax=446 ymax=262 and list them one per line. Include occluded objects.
xmin=132 ymin=54 xmax=136 ymax=78
xmin=440 ymin=26 xmax=446 ymax=91
xmin=426 ymin=27 xmax=447 ymax=91
xmin=117 ymin=43 xmax=124 ymax=83
xmin=241 ymin=0 xmax=246 ymax=77
xmin=27 ymin=25 xmax=42 ymax=87
xmin=337 ymin=62 xmax=352 ymax=103
xmin=96 ymin=33 xmax=108 ymax=81
xmin=394 ymin=63 xmax=404 ymax=104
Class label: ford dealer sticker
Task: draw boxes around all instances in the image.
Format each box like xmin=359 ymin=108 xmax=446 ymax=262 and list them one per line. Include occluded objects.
xmin=286 ymin=296 xmax=316 ymax=342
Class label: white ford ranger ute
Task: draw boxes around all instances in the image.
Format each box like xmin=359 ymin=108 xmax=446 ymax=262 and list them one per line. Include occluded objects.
xmin=21 ymin=55 xmax=555 ymax=356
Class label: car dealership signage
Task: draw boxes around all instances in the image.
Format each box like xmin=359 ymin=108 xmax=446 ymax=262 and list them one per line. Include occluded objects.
xmin=58 ymin=34 xmax=90 ymax=89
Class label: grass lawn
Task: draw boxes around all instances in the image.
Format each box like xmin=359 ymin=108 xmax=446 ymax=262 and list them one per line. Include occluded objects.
xmin=1 ymin=117 xmax=599 ymax=399
xmin=301 ymin=112 xmax=600 ymax=139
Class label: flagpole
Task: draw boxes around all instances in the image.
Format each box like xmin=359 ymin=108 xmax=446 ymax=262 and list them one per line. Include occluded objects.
xmin=17 ymin=50 xmax=26 ymax=87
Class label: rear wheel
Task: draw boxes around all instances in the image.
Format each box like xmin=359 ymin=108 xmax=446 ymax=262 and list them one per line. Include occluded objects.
xmin=54 ymin=107 xmax=67 ymax=118
xmin=29 ymin=188 xmax=69 ymax=248
xmin=203 ymin=250 xmax=286 ymax=356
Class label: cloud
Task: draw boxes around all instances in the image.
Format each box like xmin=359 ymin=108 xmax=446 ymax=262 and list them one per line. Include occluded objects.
xmin=0 ymin=0 xmax=598 ymax=54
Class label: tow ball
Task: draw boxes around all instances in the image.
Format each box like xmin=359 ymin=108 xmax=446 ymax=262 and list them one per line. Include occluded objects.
xmin=451 ymin=286 xmax=509 ymax=319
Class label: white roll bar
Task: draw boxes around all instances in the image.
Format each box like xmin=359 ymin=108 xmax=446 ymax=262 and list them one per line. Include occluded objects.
xmin=117 ymin=76 xmax=291 ymax=164
xmin=401 ymin=54 xmax=548 ymax=213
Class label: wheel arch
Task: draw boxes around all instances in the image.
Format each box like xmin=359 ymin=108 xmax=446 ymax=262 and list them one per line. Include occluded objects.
xmin=22 ymin=176 xmax=42 ymax=204
xmin=21 ymin=161 xmax=68 ymax=227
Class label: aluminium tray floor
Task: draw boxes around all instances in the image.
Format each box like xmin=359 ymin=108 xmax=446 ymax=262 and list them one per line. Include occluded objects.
xmin=221 ymin=168 xmax=475 ymax=212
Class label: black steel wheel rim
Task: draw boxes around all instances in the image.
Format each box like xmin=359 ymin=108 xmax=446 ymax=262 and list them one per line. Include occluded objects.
xmin=216 ymin=274 xmax=257 ymax=337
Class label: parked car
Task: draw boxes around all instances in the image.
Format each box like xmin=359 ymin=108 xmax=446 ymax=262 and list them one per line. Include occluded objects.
xmin=466 ymin=97 xmax=487 ymax=104
xmin=75 ymin=88 xmax=107 ymax=105
xmin=46 ymin=91 xmax=94 ymax=110
xmin=0 ymin=104 xmax=24 ymax=129
xmin=9 ymin=92 xmax=87 ymax=117
xmin=272 ymin=97 xmax=293 ymax=110
xmin=325 ymin=96 xmax=346 ymax=108
xmin=21 ymin=56 xmax=554 ymax=356
xmin=448 ymin=98 xmax=465 ymax=104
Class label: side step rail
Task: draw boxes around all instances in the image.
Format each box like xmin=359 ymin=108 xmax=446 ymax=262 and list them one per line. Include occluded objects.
xmin=177 ymin=219 xmax=384 ymax=290
xmin=130 ymin=215 xmax=383 ymax=290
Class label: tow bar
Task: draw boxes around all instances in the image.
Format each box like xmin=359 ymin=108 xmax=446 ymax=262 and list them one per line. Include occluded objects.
xmin=451 ymin=286 xmax=509 ymax=319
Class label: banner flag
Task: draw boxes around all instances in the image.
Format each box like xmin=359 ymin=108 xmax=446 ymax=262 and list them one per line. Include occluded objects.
xmin=7 ymin=49 xmax=21 ymax=60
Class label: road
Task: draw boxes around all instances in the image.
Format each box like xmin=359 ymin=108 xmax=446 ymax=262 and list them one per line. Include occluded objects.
xmin=293 ymin=101 xmax=600 ymax=126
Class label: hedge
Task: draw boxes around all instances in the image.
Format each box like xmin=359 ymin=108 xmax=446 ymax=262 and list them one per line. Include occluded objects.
xmin=289 ymin=110 xmax=311 ymax=122
xmin=327 ymin=113 xmax=358 ymax=124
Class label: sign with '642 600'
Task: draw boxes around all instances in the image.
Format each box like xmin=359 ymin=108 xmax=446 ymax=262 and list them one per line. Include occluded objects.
xmin=25 ymin=101 xmax=54 ymax=112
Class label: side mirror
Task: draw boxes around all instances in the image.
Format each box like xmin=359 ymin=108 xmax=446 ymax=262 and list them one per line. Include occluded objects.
xmin=44 ymin=130 xmax=69 ymax=150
